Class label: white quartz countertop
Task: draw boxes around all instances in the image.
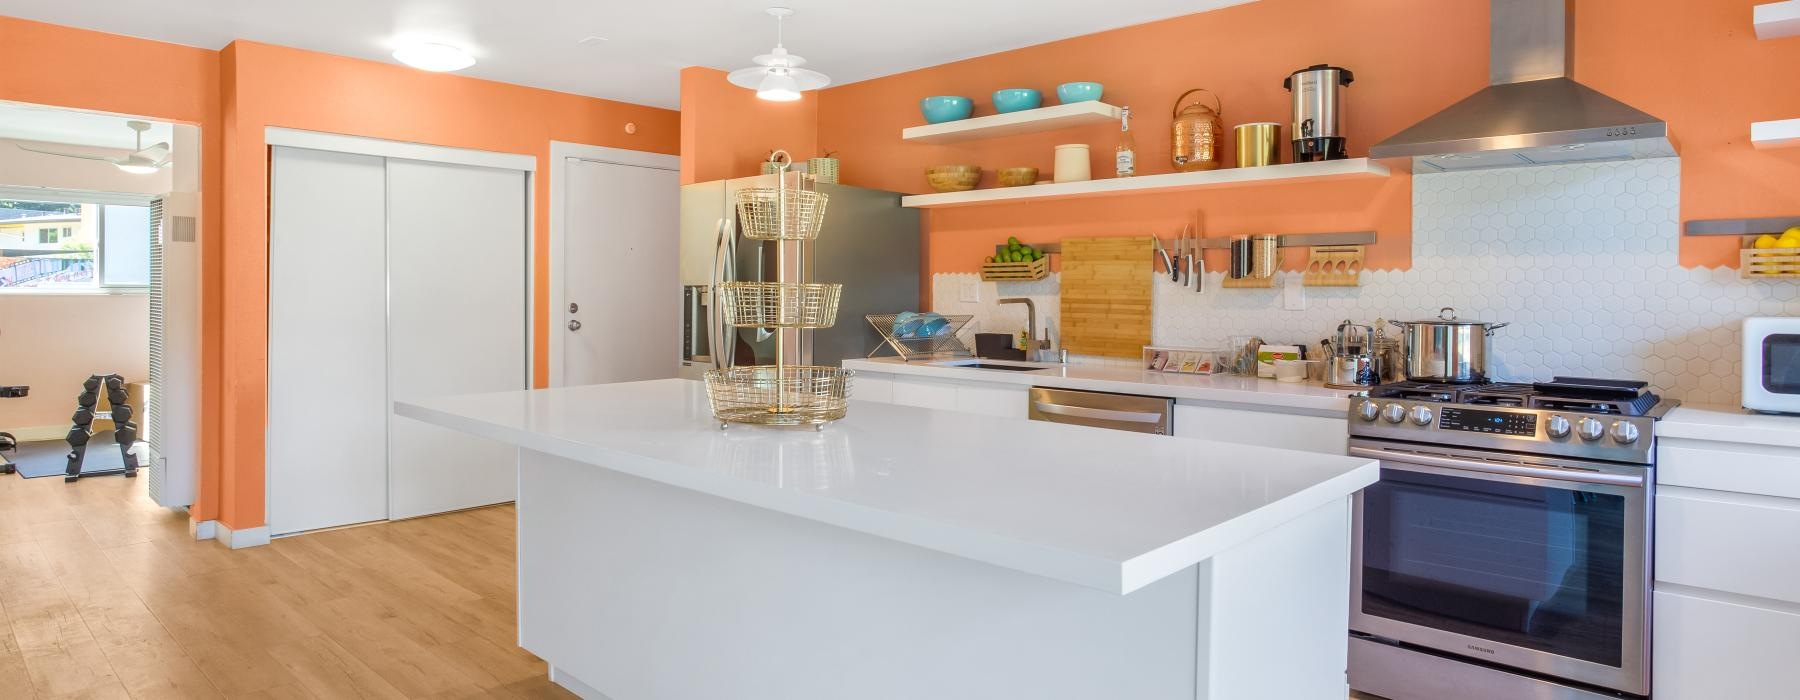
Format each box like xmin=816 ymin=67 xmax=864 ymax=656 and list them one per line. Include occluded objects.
xmin=1660 ymin=403 xmax=1800 ymax=449
xmin=396 ymin=379 xmax=1378 ymax=595
xmin=843 ymin=356 xmax=1359 ymax=415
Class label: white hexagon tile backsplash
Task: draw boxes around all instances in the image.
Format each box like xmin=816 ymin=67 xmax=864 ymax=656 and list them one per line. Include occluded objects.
xmin=934 ymin=157 xmax=1794 ymax=406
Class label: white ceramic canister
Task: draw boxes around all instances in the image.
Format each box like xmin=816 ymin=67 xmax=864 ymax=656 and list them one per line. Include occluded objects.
xmin=1053 ymin=143 xmax=1091 ymax=183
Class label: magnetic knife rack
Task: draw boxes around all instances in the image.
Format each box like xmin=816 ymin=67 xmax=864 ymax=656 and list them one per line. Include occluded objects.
xmin=1013 ymin=231 xmax=1377 ymax=257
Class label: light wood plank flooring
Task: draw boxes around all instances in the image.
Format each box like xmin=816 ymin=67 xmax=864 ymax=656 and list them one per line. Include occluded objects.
xmin=0 ymin=470 xmax=572 ymax=699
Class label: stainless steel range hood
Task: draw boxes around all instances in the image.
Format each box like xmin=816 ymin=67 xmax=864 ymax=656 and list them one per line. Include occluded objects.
xmin=1370 ymin=0 xmax=1674 ymax=173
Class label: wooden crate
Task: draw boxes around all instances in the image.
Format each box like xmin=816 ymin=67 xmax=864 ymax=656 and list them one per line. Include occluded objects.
xmin=980 ymin=255 xmax=1049 ymax=281
xmin=1742 ymin=247 xmax=1800 ymax=279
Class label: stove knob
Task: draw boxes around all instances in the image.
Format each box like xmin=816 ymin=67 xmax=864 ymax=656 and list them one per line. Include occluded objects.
xmin=1356 ymin=400 xmax=1381 ymax=422
xmin=1545 ymin=415 xmax=1572 ymax=439
xmin=1382 ymin=403 xmax=1408 ymax=424
xmin=1576 ymin=417 xmax=1606 ymax=442
xmin=1409 ymin=405 xmax=1435 ymax=426
xmin=1610 ymin=421 xmax=1641 ymax=444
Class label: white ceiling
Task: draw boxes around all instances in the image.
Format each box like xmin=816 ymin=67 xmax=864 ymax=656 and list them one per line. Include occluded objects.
xmin=0 ymin=101 xmax=173 ymax=150
xmin=0 ymin=0 xmax=1255 ymax=109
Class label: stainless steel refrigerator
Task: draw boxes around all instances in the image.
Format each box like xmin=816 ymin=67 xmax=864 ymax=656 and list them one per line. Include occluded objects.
xmin=678 ymin=175 xmax=921 ymax=380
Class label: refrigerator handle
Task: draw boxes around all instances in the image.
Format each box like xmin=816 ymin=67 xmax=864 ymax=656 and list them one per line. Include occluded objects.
xmin=710 ymin=217 xmax=730 ymax=370
xmin=754 ymin=244 xmax=773 ymax=342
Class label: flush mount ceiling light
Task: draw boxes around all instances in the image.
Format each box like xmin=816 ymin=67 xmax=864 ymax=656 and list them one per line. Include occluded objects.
xmin=393 ymin=42 xmax=476 ymax=72
xmin=727 ymin=7 xmax=830 ymax=102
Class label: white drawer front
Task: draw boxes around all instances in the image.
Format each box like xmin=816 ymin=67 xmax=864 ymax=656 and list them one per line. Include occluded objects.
xmin=853 ymin=373 xmax=894 ymax=404
xmin=1172 ymin=404 xmax=1347 ymax=455
xmin=889 ymin=376 xmax=959 ymax=410
xmin=956 ymin=383 xmax=1028 ymax=419
xmin=1659 ymin=442 xmax=1800 ymax=499
xmin=1653 ymin=588 xmax=1800 ymax=700
xmin=1656 ymin=488 xmax=1800 ymax=605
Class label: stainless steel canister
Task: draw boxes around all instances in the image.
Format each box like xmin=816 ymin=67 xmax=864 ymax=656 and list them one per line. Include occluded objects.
xmin=1388 ymin=307 xmax=1510 ymax=384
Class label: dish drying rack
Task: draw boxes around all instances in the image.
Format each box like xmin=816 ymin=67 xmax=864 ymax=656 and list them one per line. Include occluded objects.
xmin=865 ymin=313 xmax=976 ymax=362
xmin=703 ymin=151 xmax=852 ymax=429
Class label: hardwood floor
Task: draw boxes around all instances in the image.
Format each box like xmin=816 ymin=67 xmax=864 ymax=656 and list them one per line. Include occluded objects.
xmin=0 ymin=471 xmax=572 ymax=699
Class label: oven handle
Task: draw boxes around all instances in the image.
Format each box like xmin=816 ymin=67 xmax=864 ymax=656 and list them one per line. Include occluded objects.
xmin=1347 ymin=446 xmax=1646 ymax=487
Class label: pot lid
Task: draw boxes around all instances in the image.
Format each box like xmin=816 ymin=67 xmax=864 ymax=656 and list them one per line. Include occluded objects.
xmin=1283 ymin=64 xmax=1354 ymax=90
xmin=1402 ymin=307 xmax=1493 ymax=326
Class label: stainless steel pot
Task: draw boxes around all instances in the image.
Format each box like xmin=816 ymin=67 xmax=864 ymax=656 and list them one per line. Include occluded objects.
xmin=1389 ymin=307 xmax=1509 ymax=384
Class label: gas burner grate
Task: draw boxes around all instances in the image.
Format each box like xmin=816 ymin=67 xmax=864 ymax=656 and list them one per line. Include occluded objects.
xmin=1367 ymin=379 xmax=1665 ymax=417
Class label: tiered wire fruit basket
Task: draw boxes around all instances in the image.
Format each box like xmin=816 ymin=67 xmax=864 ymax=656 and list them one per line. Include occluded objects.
xmin=704 ymin=151 xmax=853 ymax=429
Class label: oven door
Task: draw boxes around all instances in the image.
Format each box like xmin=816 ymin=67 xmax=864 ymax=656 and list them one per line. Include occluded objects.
xmin=1348 ymin=440 xmax=1651 ymax=696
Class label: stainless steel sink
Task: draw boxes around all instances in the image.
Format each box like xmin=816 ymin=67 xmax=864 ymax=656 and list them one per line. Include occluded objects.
xmin=939 ymin=361 xmax=1048 ymax=372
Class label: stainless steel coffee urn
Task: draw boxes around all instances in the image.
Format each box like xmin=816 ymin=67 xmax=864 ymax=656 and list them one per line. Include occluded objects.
xmin=1283 ymin=64 xmax=1354 ymax=163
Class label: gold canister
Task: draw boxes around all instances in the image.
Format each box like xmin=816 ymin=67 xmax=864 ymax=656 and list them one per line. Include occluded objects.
xmin=1233 ymin=122 xmax=1281 ymax=168
xmin=1171 ymin=89 xmax=1224 ymax=172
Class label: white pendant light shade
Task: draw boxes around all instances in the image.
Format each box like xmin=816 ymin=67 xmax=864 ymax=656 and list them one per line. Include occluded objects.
xmin=727 ymin=8 xmax=830 ymax=101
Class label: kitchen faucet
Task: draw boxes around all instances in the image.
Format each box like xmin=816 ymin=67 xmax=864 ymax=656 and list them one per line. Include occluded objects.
xmin=997 ymin=297 xmax=1054 ymax=362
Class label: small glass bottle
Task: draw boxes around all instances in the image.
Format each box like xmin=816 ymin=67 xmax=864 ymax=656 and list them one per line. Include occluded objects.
xmin=1115 ymin=106 xmax=1137 ymax=177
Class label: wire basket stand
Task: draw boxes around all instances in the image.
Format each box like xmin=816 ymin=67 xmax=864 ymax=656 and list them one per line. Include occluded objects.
xmin=704 ymin=151 xmax=852 ymax=429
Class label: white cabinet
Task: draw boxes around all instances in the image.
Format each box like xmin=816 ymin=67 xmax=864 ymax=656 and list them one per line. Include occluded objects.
xmin=1653 ymin=437 xmax=1800 ymax=698
xmin=1654 ymin=588 xmax=1800 ymax=700
xmin=1173 ymin=404 xmax=1346 ymax=455
xmin=857 ymin=372 xmax=1028 ymax=418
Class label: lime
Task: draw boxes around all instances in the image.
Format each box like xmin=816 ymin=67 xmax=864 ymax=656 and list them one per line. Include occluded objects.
xmin=1007 ymin=236 xmax=1021 ymax=247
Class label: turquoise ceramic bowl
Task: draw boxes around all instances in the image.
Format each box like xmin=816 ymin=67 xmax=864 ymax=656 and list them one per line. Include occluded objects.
xmin=992 ymin=88 xmax=1043 ymax=113
xmin=1056 ymin=82 xmax=1105 ymax=104
xmin=920 ymin=96 xmax=974 ymax=124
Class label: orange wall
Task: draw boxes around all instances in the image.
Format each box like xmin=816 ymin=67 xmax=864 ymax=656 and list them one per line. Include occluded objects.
xmin=217 ymin=41 xmax=678 ymax=529
xmin=1572 ymin=0 xmax=1800 ymax=267
xmin=0 ymin=15 xmax=226 ymax=522
xmin=816 ymin=0 xmax=1800 ymax=277
xmin=679 ymin=66 xmax=819 ymax=184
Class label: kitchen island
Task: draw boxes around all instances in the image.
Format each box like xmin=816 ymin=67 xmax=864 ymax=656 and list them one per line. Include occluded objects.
xmin=396 ymin=378 xmax=1379 ymax=700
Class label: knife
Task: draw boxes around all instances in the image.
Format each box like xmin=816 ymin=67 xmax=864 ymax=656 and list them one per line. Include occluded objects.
xmin=1152 ymin=236 xmax=1174 ymax=280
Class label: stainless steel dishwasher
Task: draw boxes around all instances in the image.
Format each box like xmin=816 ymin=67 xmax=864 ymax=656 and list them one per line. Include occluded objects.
xmin=1027 ymin=387 xmax=1174 ymax=435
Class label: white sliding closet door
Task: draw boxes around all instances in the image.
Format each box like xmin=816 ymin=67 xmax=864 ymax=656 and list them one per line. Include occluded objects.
xmin=268 ymin=147 xmax=390 ymax=536
xmin=386 ymin=158 xmax=528 ymax=520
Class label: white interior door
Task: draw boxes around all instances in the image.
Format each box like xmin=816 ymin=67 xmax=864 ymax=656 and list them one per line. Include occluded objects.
xmin=386 ymin=158 xmax=528 ymax=520
xmin=562 ymin=157 xmax=680 ymax=385
xmin=267 ymin=147 xmax=389 ymax=535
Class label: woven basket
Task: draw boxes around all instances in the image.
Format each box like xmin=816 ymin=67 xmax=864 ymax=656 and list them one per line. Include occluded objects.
xmin=704 ymin=365 xmax=853 ymax=426
xmin=718 ymin=282 xmax=842 ymax=328
xmin=734 ymin=187 xmax=829 ymax=240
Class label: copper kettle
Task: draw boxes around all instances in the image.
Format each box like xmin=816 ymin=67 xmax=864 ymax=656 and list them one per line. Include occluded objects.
xmin=1171 ymin=88 xmax=1224 ymax=172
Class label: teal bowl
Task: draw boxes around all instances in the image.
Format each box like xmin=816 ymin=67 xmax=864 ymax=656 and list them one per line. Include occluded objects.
xmin=920 ymin=96 xmax=974 ymax=124
xmin=1056 ymin=82 xmax=1105 ymax=104
xmin=992 ymin=88 xmax=1043 ymax=113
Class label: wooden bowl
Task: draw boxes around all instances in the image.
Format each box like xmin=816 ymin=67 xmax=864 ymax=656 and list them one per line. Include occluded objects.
xmin=997 ymin=167 xmax=1039 ymax=187
xmin=926 ymin=165 xmax=981 ymax=192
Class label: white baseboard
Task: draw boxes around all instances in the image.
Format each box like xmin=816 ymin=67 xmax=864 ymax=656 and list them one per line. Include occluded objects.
xmin=190 ymin=519 xmax=217 ymax=541
xmin=213 ymin=521 xmax=270 ymax=549
xmin=548 ymin=667 xmax=613 ymax=700
xmin=8 ymin=421 xmax=121 ymax=442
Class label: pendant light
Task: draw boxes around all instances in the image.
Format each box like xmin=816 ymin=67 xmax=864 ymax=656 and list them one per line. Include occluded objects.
xmin=727 ymin=7 xmax=830 ymax=102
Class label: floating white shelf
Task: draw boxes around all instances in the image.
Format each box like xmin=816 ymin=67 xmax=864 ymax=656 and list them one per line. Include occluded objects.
xmin=899 ymin=158 xmax=1390 ymax=209
xmin=901 ymin=102 xmax=1122 ymax=145
xmin=1752 ymin=118 xmax=1800 ymax=149
xmin=1757 ymin=1 xmax=1800 ymax=39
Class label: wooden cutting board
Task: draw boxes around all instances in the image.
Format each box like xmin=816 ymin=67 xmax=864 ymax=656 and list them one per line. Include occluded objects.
xmin=1059 ymin=236 xmax=1152 ymax=358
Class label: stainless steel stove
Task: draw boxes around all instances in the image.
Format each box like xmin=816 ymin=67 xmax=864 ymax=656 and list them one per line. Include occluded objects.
xmin=1346 ymin=377 xmax=1675 ymax=700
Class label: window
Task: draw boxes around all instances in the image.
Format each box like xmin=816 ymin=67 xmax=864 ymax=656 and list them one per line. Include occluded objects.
xmin=0 ymin=195 xmax=152 ymax=291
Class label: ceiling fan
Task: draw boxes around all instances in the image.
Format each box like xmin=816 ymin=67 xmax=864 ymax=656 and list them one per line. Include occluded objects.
xmin=16 ymin=120 xmax=170 ymax=175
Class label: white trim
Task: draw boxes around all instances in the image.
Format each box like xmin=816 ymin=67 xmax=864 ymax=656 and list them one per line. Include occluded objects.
xmin=265 ymin=127 xmax=538 ymax=172
xmin=190 ymin=519 xmax=217 ymax=541
xmin=0 ymin=185 xmax=157 ymax=206
xmin=548 ymin=666 xmax=612 ymax=700
xmin=213 ymin=521 xmax=270 ymax=549
xmin=546 ymin=141 xmax=679 ymax=387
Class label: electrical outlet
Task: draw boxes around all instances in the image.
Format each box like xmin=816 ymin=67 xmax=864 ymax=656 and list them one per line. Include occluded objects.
xmin=959 ymin=280 xmax=980 ymax=303
xmin=1283 ymin=276 xmax=1306 ymax=310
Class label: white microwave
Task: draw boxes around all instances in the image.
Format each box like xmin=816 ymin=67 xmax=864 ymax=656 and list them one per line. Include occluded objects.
xmin=1743 ymin=317 xmax=1800 ymax=413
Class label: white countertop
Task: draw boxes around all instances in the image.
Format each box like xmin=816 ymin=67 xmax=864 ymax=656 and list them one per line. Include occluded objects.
xmin=843 ymin=356 xmax=1359 ymax=415
xmin=396 ymin=378 xmax=1378 ymax=595
xmin=1660 ymin=403 xmax=1800 ymax=449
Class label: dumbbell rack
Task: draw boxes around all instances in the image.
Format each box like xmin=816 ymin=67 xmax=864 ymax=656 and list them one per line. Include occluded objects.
xmin=65 ymin=374 xmax=139 ymax=481
xmin=702 ymin=152 xmax=853 ymax=429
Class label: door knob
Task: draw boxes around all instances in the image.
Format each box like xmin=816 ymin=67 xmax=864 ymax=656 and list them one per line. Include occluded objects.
xmin=567 ymin=320 xmax=582 ymax=331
